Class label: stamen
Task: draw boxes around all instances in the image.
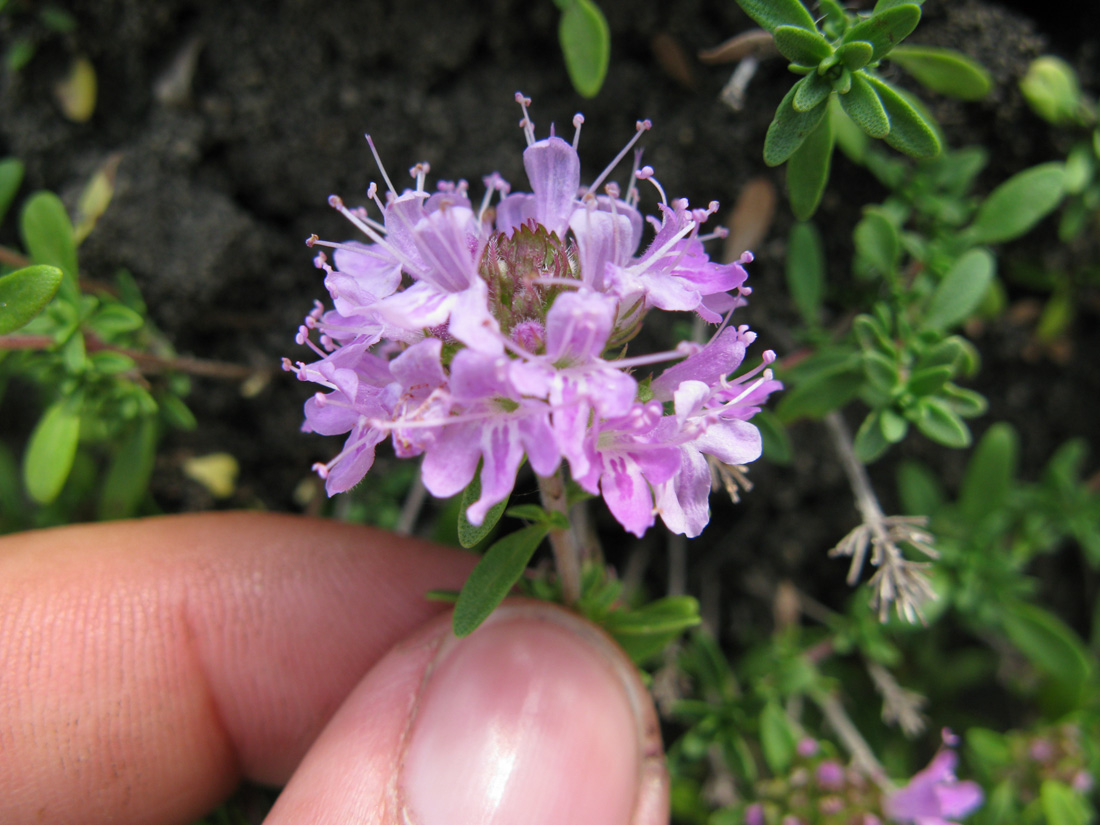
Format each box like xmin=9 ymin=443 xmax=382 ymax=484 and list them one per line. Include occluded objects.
xmin=327 ymin=194 xmax=423 ymax=275
xmin=586 ymin=119 xmax=652 ymax=197
xmin=611 ymin=340 xmax=698 ymax=370
xmin=409 ymin=162 xmax=431 ymax=192
xmin=635 ymin=166 xmax=669 ymax=206
xmin=572 ymin=113 xmax=584 ymax=150
xmin=624 ymin=149 xmax=644 ymax=207
xmin=364 ymin=135 xmax=398 ymax=197
xmin=515 ymin=92 xmax=535 ymax=146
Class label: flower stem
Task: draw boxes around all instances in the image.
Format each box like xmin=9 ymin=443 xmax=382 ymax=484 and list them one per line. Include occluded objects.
xmin=538 ymin=470 xmax=582 ymax=606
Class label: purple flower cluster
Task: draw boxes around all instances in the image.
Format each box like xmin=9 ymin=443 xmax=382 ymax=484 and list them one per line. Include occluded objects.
xmin=287 ymin=94 xmax=779 ymax=538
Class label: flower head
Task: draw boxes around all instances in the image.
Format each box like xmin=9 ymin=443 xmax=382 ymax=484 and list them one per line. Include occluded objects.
xmin=288 ymin=93 xmax=779 ymax=534
xmin=885 ymin=734 xmax=983 ymax=825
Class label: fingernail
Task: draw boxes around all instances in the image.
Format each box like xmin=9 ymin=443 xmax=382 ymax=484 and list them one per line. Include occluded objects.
xmin=399 ymin=602 xmax=666 ymax=825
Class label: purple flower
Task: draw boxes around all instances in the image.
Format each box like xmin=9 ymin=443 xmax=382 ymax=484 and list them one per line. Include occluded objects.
xmin=885 ymin=748 xmax=983 ymax=825
xmin=288 ymin=93 xmax=779 ymax=533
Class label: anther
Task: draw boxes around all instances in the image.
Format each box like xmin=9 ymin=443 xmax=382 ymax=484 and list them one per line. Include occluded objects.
xmin=572 ymin=113 xmax=584 ymax=149
xmin=306 ymin=234 xmax=319 ymax=247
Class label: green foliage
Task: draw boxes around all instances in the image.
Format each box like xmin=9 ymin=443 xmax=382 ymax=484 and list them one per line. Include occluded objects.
xmin=0 ymin=161 xmax=195 ymax=530
xmin=736 ymin=0 xmax=985 ymax=216
xmin=554 ymin=0 xmax=610 ymax=98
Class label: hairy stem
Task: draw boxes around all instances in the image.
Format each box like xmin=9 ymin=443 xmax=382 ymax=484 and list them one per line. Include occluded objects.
xmin=538 ymin=470 xmax=582 ymax=605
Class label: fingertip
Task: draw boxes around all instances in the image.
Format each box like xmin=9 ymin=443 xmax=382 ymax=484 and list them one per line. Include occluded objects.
xmin=267 ymin=601 xmax=668 ymax=825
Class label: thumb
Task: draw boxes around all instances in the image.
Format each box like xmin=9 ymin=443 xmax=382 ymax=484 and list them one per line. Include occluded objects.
xmin=266 ymin=600 xmax=668 ymax=825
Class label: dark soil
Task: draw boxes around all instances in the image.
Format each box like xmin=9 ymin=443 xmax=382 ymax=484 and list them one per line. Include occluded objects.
xmin=2 ymin=0 xmax=1097 ymax=634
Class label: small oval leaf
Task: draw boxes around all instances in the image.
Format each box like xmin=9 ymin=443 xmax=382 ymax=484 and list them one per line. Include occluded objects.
xmin=0 ymin=265 xmax=63 ymax=334
xmin=764 ymin=82 xmax=830 ymax=166
xmin=23 ymin=399 xmax=82 ymax=504
xmin=20 ymin=191 xmax=78 ymax=297
xmin=785 ymin=221 xmax=825 ymax=324
xmin=773 ymin=25 xmax=833 ymax=66
xmin=736 ymin=0 xmax=816 ymax=33
xmin=889 ymin=45 xmax=992 ymax=101
xmin=559 ymin=0 xmax=610 ymax=98
xmin=965 ymin=162 xmax=1067 ymax=244
xmin=787 ymin=112 xmax=834 ymax=219
xmin=843 ymin=4 xmax=921 ymax=60
xmin=0 ymin=157 xmax=25 ymax=225
xmin=453 ymin=523 xmax=549 ymax=637
xmin=866 ymin=74 xmax=941 ymax=158
xmin=840 ymin=71 xmax=890 ymax=138
xmin=923 ymin=247 xmax=995 ymax=330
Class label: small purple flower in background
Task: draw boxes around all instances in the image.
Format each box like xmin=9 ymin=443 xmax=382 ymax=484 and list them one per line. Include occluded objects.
xmin=885 ymin=731 xmax=983 ymax=825
xmin=287 ymin=92 xmax=779 ymax=536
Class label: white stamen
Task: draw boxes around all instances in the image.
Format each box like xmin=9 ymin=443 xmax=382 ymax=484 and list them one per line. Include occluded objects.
xmin=586 ymin=119 xmax=652 ymax=197
xmin=365 ymin=135 xmax=398 ymax=196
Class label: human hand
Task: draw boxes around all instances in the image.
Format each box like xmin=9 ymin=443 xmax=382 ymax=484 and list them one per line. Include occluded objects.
xmin=0 ymin=512 xmax=668 ymax=825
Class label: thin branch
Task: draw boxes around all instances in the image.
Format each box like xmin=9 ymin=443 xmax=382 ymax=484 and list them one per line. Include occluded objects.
xmin=0 ymin=332 xmax=263 ymax=381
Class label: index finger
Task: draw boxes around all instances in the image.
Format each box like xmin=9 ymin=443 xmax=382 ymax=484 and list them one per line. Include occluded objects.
xmin=0 ymin=512 xmax=476 ymax=825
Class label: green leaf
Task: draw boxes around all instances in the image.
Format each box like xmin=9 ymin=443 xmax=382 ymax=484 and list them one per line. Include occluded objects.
xmin=20 ymin=191 xmax=78 ymax=302
xmin=863 ymin=350 xmax=899 ymax=393
xmin=958 ymin=422 xmax=1017 ymax=524
xmin=792 ymin=72 xmax=833 ymax=113
xmin=23 ymin=398 xmax=82 ymax=504
xmin=874 ymin=0 xmax=923 ymax=11
xmin=504 ymin=503 xmax=551 ymax=523
xmin=787 ymin=111 xmax=833 ymax=220
xmin=0 ymin=157 xmax=25 ymax=225
xmin=457 ymin=470 xmax=509 ymax=548
xmin=0 ymin=265 xmax=64 ymax=334
xmin=865 ymin=75 xmax=941 ymax=158
xmin=600 ymin=596 xmax=701 ymax=664
xmin=896 ymin=458 xmax=945 ymax=515
xmin=853 ymin=208 xmax=900 ymax=275
xmin=843 ymin=4 xmax=921 ymax=60
xmin=1019 ymin=56 xmax=1084 ymax=125
xmin=759 ymin=700 xmax=797 ymax=774
xmin=785 ymin=221 xmax=825 ymax=325
xmin=98 ymin=417 xmax=158 ymax=519
xmin=923 ymin=248 xmax=995 ymax=331
xmin=964 ymin=162 xmax=1067 ymax=244
xmin=940 ymin=384 xmax=987 ymax=418
xmin=764 ymin=82 xmax=829 ymax=166
xmin=880 ymin=407 xmax=908 ymax=442
xmin=558 ymin=0 xmax=610 ymax=98
xmin=735 ymin=0 xmax=816 ymax=33
xmin=854 ymin=409 xmax=891 ymax=462
xmin=1040 ymin=781 xmax=1091 ymax=825
xmin=6 ymin=38 xmax=36 ymax=73
xmin=1000 ymin=601 xmax=1094 ymax=711
xmin=830 ymin=96 xmax=870 ymax=162
xmin=840 ymin=72 xmax=890 ymax=138
xmin=755 ymin=409 xmax=794 ymax=464
xmin=836 ymin=41 xmax=874 ymax=71
xmin=906 ymin=365 xmax=952 ymax=396
xmin=889 ymin=45 xmax=992 ymax=100
xmin=89 ymin=350 xmax=137 ymax=375
xmin=773 ymin=25 xmax=833 ymax=66
xmin=159 ymin=393 xmax=197 ymax=431
xmin=1063 ymin=142 xmax=1094 ymax=195
xmin=775 ymin=359 xmax=864 ymax=422
xmin=914 ymin=397 xmax=971 ymax=448
xmin=89 ymin=303 xmax=145 ymax=338
xmin=453 ymin=523 xmax=549 ymax=637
